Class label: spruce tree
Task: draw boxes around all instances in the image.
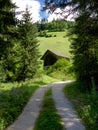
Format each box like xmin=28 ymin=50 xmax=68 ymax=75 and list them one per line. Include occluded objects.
xmin=44 ymin=0 xmax=98 ymax=89
xmin=0 ymin=0 xmax=16 ymax=57
xmin=17 ymin=6 xmax=40 ymax=81
xmin=0 ymin=0 xmax=17 ymax=81
xmin=70 ymin=13 xmax=98 ymax=89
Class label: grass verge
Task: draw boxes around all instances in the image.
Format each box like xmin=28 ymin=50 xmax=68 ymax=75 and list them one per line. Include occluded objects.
xmin=0 ymin=80 xmax=45 ymax=130
xmin=63 ymin=81 xmax=98 ymax=130
xmin=0 ymin=74 xmax=61 ymax=130
xmin=33 ymin=88 xmax=64 ymax=130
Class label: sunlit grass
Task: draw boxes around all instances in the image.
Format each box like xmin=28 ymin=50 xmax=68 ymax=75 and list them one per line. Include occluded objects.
xmin=63 ymin=81 xmax=98 ymax=130
xmin=0 ymin=74 xmax=62 ymax=130
xmin=38 ymin=31 xmax=71 ymax=56
xmin=0 ymin=80 xmax=40 ymax=129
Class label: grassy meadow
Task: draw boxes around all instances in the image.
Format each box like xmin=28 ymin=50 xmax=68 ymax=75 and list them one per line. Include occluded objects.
xmin=38 ymin=30 xmax=74 ymax=81
xmin=38 ymin=31 xmax=71 ymax=56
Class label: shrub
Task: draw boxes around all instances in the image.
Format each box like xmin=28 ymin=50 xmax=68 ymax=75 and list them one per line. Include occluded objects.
xmin=45 ymin=58 xmax=75 ymax=80
xmin=45 ymin=34 xmax=52 ymax=38
xmin=54 ymin=35 xmax=57 ymax=37
xmin=39 ymin=31 xmax=47 ymax=37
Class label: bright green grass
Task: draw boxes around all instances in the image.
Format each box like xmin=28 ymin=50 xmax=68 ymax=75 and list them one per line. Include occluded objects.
xmin=0 ymin=80 xmax=40 ymax=129
xmin=63 ymin=81 xmax=98 ymax=130
xmin=34 ymin=73 xmax=61 ymax=83
xmin=38 ymin=74 xmax=60 ymax=83
xmin=0 ymin=75 xmax=60 ymax=130
xmin=38 ymin=31 xmax=71 ymax=56
xmin=33 ymin=88 xmax=64 ymax=130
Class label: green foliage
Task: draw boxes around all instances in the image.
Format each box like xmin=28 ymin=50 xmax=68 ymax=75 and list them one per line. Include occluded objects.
xmin=34 ymin=68 xmax=60 ymax=83
xmin=38 ymin=20 xmax=67 ymax=31
xmin=38 ymin=19 xmax=74 ymax=32
xmin=34 ymin=88 xmax=64 ymax=130
xmin=54 ymin=34 xmax=57 ymax=37
xmin=45 ymin=0 xmax=98 ymax=90
xmin=0 ymin=73 xmax=62 ymax=130
xmin=0 ymin=117 xmax=5 ymax=130
xmin=38 ymin=31 xmax=53 ymax=38
xmin=0 ymin=0 xmax=17 ymax=81
xmin=0 ymin=80 xmax=40 ymax=129
xmin=0 ymin=4 xmax=40 ymax=82
xmin=70 ymin=13 xmax=98 ymax=89
xmin=16 ymin=6 xmax=40 ymax=81
xmin=38 ymin=30 xmax=47 ymax=37
xmin=0 ymin=42 xmax=23 ymax=81
xmin=64 ymin=81 xmax=98 ymax=130
xmin=45 ymin=59 xmax=75 ymax=80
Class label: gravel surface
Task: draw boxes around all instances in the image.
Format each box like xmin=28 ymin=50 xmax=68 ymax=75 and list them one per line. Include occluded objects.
xmin=7 ymin=81 xmax=86 ymax=130
xmin=7 ymin=86 xmax=50 ymax=130
xmin=52 ymin=81 xmax=85 ymax=130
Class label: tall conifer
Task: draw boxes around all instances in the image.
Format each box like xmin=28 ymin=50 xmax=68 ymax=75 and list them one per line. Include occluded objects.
xmin=44 ymin=0 xmax=98 ymax=89
xmin=17 ymin=6 xmax=39 ymax=81
xmin=0 ymin=0 xmax=17 ymax=81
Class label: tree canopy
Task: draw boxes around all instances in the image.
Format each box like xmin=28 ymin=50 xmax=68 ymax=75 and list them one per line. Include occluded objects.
xmin=44 ymin=0 xmax=98 ymax=90
xmin=0 ymin=0 xmax=17 ymax=81
xmin=0 ymin=1 xmax=40 ymax=82
xmin=17 ymin=6 xmax=40 ymax=81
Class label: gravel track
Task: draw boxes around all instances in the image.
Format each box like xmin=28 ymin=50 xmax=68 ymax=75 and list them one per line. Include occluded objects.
xmin=7 ymin=81 xmax=85 ymax=130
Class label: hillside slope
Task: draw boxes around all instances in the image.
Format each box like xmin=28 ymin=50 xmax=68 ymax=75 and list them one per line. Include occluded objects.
xmin=38 ymin=31 xmax=71 ymax=56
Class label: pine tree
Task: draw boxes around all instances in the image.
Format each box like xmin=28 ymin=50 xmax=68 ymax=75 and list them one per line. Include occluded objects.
xmin=17 ymin=6 xmax=40 ymax=81
xmin=0 ymin=0 xmax=17 ymax=81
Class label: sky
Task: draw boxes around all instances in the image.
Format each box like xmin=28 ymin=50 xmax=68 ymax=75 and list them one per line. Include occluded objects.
xmin=12 ymin=0 xmax=74 ymax=22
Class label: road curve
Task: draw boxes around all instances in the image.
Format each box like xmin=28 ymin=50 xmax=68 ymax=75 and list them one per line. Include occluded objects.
xmin=7 ymin=81 xmax=85 ymax=130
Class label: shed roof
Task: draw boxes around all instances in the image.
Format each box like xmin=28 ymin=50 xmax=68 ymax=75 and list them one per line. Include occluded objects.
xmin=41 ymin=50 xmax=70 ymax=60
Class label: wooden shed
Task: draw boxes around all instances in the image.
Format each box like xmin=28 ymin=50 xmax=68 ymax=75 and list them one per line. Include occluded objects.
xmin=41 ymin=50 xmax=70 ymax=68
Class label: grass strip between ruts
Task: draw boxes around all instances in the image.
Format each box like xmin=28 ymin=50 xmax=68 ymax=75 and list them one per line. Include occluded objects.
xmin=33 ymin=88 xmax=64 ymax=130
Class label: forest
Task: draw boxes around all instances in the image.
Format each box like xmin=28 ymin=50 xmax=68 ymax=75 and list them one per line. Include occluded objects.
xmin=0 ymin=0 xmax=98 ymax=129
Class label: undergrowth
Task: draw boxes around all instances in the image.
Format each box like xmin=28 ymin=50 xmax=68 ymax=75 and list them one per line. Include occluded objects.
xmin=45 ymin=59 xmax=75 ymax=81
xmin=0 ymin=80 xmax=45 ymax=130
xmin=63 ymin=81 xmax=98 ymax=130
xmin=0 ymin=74 xmax=61 ymax=130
